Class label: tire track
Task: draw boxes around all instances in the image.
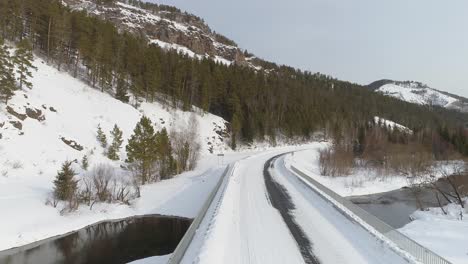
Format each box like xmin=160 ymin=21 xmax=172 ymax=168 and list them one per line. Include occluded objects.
xmin=263 ymin=154 xmax=321 ymax=264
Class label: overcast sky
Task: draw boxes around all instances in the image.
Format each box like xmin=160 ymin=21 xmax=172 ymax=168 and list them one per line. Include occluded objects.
xmin=149 ymin=0 xmax=468 ymax=97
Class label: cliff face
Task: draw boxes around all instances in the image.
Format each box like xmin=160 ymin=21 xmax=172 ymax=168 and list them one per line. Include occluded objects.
xmin=62 ymin=0 xmax=252 ymax=66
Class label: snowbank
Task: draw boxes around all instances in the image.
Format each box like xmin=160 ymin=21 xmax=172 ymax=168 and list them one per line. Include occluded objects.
xmin=400 ymin=200 xmax=468 ymax=264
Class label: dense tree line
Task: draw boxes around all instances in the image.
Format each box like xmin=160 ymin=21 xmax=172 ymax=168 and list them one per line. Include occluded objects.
xmin=1 ymin=0 xmax=467 ymax=154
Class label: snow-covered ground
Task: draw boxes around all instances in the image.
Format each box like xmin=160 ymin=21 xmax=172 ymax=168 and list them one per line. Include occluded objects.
xmin=288 ymin=146 xmax=414 ymax=196
xmin=149 ymin=39 xmax=233 ymax=66
xmin=289 ymin=147 xmax=467 ymax=263
xmin=377 ymin=83 xmax=458 ymax=108
xmin=400 ymin=200 xmax=468 ymax=264
xmin=374 ymin=116 xmax=413 ymax=134
xmin=0 ymin=143 xmax=240 ymax=251
xmin=184 ymin=143 xmax=411 ymax=263
xmin=0 ymin=52 xmax=316 ymax=256
xmin=0 ymin=54 xmax=233 ymax=251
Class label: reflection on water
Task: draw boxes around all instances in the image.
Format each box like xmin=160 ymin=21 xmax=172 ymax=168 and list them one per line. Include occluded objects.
xmin=0 ymin=216 xmax=191 ymax=264
xmin=351 ymin=175 xmax=466 ymax=228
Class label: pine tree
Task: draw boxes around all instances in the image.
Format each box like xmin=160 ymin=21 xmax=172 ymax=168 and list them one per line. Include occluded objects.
xmin=53 ymin=161 xmax=78 ymax=201
xmin=126 ymin=116 xmax=158 ymax=184
xmin=115 ymin=75 xmax=129 ymax=103
xmin=13 ymin=39 xmax=36 ymax=89
xmin=230 ymin=112 xmax=241 ymax=150
xmin=0 ymin=40 xmax=16 ymax=103
xmin=155 ymin=128 xmax=174 ymax=178
xmin=96 ymin=124 xmax=108 ymax=148
xmin=107 ymin=124 xmax=123 ymax=160
xmin=82 ymin=155 xmax=89 ymax=170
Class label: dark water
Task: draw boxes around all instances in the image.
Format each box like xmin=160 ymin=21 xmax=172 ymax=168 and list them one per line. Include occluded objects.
xmin=0 ymin=216 xmax=191 ymax=264
xmin=350 ymin=184 xmax=449 ymax=228
xmin=350 ymin=187 xmax=429 ymax=228
xmin=355 ymin=201 xmax=417 ymax=228
xmin=350 ymin=175 xmax=466 ymax=228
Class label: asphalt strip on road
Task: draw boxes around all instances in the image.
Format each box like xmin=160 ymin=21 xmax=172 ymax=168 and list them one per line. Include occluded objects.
xmin=263 ymin=154 xmax=321 ymax=264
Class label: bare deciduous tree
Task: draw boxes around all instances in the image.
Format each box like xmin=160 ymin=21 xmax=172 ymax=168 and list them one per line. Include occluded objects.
xmin=92 ymin=164 xmax=113 ymax=202
xmin=171 ymin=114 xmax=201 ymax=173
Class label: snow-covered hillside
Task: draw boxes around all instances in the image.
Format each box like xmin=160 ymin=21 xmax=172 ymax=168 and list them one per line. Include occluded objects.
xmin=372 ymin=80 xmax=468 ymax=112
xmin=0 ymin=55 xmax=228 ymax=173
xmin=374 ymin=116 xmax=413 ymax=134
xmin=0 ymin=54 xmax=233 ymax=250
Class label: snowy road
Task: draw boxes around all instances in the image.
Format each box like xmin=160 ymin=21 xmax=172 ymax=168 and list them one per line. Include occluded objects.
xmin=264 ymin=154 xmax=320 ymax=264
xmin=187 ymin=149 xmax=413 ymax=264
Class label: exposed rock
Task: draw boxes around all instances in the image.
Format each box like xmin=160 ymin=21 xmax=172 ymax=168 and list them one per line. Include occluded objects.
xmin=62 ymin=0 xmax=254 ymax=65
xmin=49 ymin=107 xmax=57 ymax=112
xmin=6 ymin=106 xmax=27 ymax=121
xmin=60 ymin=137 xmax=84 ymax=151
xmin=26 ymin=107 xmax=45 ymax=121
xmin=9 ymin=121 xmax=22 ymax=130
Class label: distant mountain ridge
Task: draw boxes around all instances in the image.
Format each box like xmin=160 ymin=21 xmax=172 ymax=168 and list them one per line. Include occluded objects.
xmin=368 ymin=79 xmax=468 ymax=113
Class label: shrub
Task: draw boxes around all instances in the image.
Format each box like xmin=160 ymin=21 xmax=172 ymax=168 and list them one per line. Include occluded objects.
xmin=318 ymin=143 xmax=354 ymax=177
xmin=12 ymin=160 xmax=23 ymax=169
xmin=91 ymin=164 xmax=113 ymax=202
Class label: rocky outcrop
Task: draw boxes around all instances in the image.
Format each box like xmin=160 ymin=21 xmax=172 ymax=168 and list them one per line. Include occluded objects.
xmin=62 ymin=0 xmax=256 ymax=65
xmin=6 ymin=106 xmax=27 ymax=121
xmin=26 ymin=107 xmax=45 ymax=121
xmin=61 ymin=137 xmax=84 ymax=151
xmin=9 ymin=121 xmax=22 ymax=130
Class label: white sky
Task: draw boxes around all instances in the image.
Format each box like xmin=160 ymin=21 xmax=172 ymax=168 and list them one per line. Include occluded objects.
xmin=149 ymin=0 xmax=468 ymax=98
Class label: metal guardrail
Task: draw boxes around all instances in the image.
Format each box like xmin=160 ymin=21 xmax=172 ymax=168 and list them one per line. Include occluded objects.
xmin=290 ymin=165 xmax=452 ymax=264
xmin=168 ymin=164 xmax=233 ymax=264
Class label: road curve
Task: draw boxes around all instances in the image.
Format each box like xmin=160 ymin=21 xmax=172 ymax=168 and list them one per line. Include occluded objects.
xmin=263 ymin=155 xmax=321 ymax=264
xmin=186 ymin=147 xmax=411 ymax=264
